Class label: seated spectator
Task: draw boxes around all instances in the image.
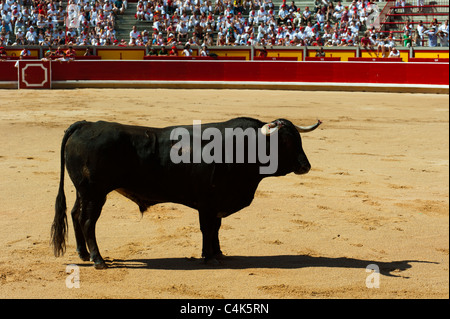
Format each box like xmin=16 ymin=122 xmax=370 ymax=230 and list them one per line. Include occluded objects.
xmin=66 ymin=45 xmax=76 ymax=58
xmin=0 ymin=45 xmax=6 ymax=60
xmin=19 ymin=46 xmax=30 ymax=59
xmin=203 ymin=32 xmax=214 ymax=46
xmin=315 ymin=46 xmax=325 ymax=57
xmin=199 ymin=43 xmax=209 ymax=56
xmin=144 ymin=5 xmax=153 ymax=21
xmin=169 ymin=44 xmax=177 ymax=55
xmin=257 ymin=6 xmax=268 ymax=25
xmin=36 ymin=14 xmax=47 ymax=33
xmin=302 ymin=6 xmax=312 ymax=25
xmin=43 ymin=45 xmax=56 ymax=60
xmin=25 ymin=25 xmax=37 ymax=44
xmin=176 ymin=21 xmax=188 ymax=42
xmin=15 ymin=27 xmax=24 ymax=42
xmin=386 ymin=31 xmax=396 ymax=50
xmin=0 ymin=19 xmax=11 ymax=43
xmin=147 ymin=47 xmax=157 ymax=55
xmin=84 ymin=47 xmax=94 ymax=56
xmin=37 ymin=29 xmax=46 ymax=45
xmin=135 ymin=1 xmax=146 ymax=21
xmin=292 ymin=8 xmax=301 ymax=27
xmin=103 ymin=0 xmax=113 ymax=16
xmin=158 ymin=46 xmax=169 ymax=55
xmin=129 ymin=25 xmax=140 ymax=41
xmin=54 ymin=46 xmax=64 ymax=56
xmin=333 ymin=1 xmax=344 ymax=22
xmin=57 ymin=51 xmax=72 ymax=62
xmin=376 ymin=34 xmax=388 ymax=58
xmin=118 ymin=38 xmax=128 ymax=46
xmin=155 ymin=32 xmax=165 ymax=45
xmin=388 ymin=47 xmax=400 ymax=58
xmin=360 ymin=31 xmax=374 ymax=54
xmin=128 ymin=36 xmax=137 ymax=46
xmin=277 ymin=4 xmax=288 ymax=25
xmin=248 ymin=7 xmax=257 ymax=25
xmin=191 ymin=31 xmax=200 ymax=45
xmin=315 ymin=9 xmax=325 ymax=31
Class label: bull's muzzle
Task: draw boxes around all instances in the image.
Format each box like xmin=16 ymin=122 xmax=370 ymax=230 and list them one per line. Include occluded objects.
xmin=294 ymin=162 xmax=311 ymax=175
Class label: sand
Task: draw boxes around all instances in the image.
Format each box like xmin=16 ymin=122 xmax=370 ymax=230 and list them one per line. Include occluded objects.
xmin=0 ymin=89 xmax=448 ymax=299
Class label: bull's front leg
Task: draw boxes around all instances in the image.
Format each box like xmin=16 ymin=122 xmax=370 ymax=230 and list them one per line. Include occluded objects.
xmin=198 ymin=209 xmax=222 ymax=263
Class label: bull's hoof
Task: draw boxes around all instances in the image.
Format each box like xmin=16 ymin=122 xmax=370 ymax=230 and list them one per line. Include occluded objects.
xmin=94 ymin=261 xmax=108 ymax=269
xmin=214 ymin=252 xmax=227 ymax=260
xmin=78 ymin=252 xmax=90 ymax=262
xmin=203 ymin=257 xmax=221 ymax=266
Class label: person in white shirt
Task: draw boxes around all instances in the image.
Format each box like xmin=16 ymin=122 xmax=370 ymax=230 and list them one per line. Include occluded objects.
xmin=176 ymin=21 xmax=188 ymax=42
xmin=349 ymin=21 xmax=359 ymax=35
xmin=333 ymin=1 xmax=344 ymax=21
xmin=248 ymin=8 xmax=257 ymax=25
xmin=129 ymin=25 xmax=140 ymax=40
xmin=388 ymin=47 xmax=400 ymax=58
xmin=287 ymin=25 xmax=296 ymax=40
xmin=304 ymin=21 xmax=315 ymax=38
xmin=438 ymin=20 xmax=449 ymax=47
xmin=182 ymin=43 xmax=192 ymax=56
xmin=416 ymin=20 xmax=425 ymax=46
xmin=25 ymin=26 xmax=37 ymax=44
xmin=103 ymin=0 xmax=113 ymax=14
xmin=256 ymin=6 xmax=267 ymax=24
xmin=277 ymin=4 xmax=288 ymax=25
xmin=302 ymin=6 xmax=312 ymax=25
xmin=0 ymin=0 xmax=10 ymax=12
xmin=296 ymin=26 xmax=305 ymax=42
xmin=256 ymin=22 xmax=266 ymax=42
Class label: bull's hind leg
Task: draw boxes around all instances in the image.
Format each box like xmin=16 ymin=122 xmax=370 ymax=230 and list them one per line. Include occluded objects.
xmin=79 ymin=194 xmax=107 ymax=269
xmin=199 ymin=210 xmax=223 ymax=263
xmin=71 ymin=193 xmax=90 ymax=261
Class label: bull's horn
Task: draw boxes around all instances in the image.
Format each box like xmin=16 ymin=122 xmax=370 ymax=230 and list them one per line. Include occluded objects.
xmin=295 ymin=120 xmax=322 ymax=133
xmin=261 ymin=121 xmax=280 ymax=136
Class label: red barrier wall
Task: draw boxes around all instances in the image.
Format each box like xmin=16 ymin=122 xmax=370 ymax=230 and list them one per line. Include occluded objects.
xmin=0 ymin=61 xmax=18 ymax=82
xmin=1 ymin=60 xmax=448 ymax=92
xmin=50 ymin=60 xmax=449 ymax=86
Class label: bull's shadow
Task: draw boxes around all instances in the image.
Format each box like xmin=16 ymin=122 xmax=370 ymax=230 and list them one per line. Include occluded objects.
xmin=106 ymin=255 xmax=437 ymax=277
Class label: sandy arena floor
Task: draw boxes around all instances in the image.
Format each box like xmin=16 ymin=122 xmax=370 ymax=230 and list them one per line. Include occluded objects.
xmin=0 ymin=89 xmax=448 ymax=299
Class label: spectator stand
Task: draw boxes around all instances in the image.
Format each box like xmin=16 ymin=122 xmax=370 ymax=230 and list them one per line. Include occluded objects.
xmin=377 ymin=0 xmax=449 ymax=46
xmin=125 ymin=1 xmax=389 ymax=49
xmin=0 ymin=0 xmax=128 ymax=46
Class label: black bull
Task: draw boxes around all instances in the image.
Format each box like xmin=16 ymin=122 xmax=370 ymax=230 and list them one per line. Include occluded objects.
xmin=51 ymin=117 xmax=321 ymax=269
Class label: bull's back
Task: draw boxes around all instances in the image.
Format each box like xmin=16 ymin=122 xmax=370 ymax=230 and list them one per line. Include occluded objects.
xmin=64 ymin=121 xmax=147 ymax=192
xmin=63 ymin=119 xmax=264 ymax=212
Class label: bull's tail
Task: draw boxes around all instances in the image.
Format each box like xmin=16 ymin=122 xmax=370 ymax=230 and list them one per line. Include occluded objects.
xmin=51 ymin=121 xmax=86 ymax=257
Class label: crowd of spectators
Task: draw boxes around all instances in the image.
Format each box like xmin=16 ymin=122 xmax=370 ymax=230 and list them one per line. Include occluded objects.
xmin=131 ymin=0 xmax=386 ymax=48
xmin=0 ymin=0 xmax=448 ymax=49
xmin=0 ymin=0 xmax=127 ymax=46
